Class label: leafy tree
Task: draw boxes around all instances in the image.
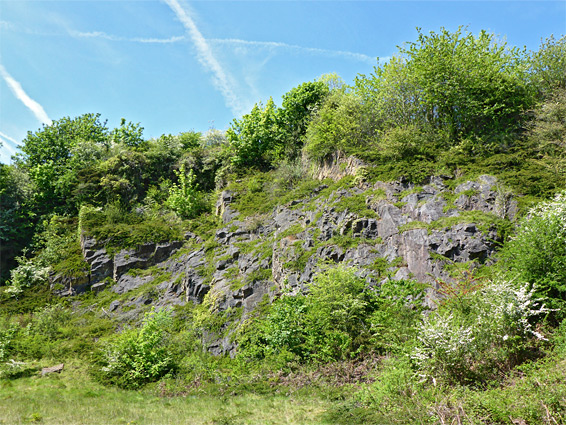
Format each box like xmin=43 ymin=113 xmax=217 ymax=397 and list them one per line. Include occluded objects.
xmin=227 ymin=98 xmax=282 ymax=168
xmin=304 ymin=89 xmax=367 ymax=160
xmin=529 ymin=35 xmax=566 ymax=98
xmin=98 ymin=151 xmax=149 ymax=207
xmin=165 ymin=163 xmax=205 ymax=219
xmin=177 ymin=130 xmax=202 ymax=150
xmin=227 ymin=81 xmax=329 ymax=167
xmin=110 ymin=118 xmax=145 ymax=149
xmin=356 ymin=27 xmax=534 ymax=146
xmin=0 ymin=165 xmax=34 ymax=284
xmin=15 ymin=113 xmax=109 ymax=214
xmin=278 ymin=81 xmax=329 ymax=159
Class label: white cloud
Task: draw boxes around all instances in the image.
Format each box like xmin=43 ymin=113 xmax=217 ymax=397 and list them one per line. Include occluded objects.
xmin=0 ymin=65 xmax=52 ymax=125
xmin=162 ymin=0 xmax=244 ymax=115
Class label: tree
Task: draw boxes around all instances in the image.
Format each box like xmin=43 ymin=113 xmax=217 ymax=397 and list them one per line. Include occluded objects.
xmin=529 ymin=35 xmax=566 ymax=98
xmin=165 ymin=163 xmax=205 ymax=219
xmin=278 ymin=81 xmax=329 ymax=159
xmin=227 ymin=97 xmax=282 ymax=168
xmin=110 ymin=118 xmax=145 ymax=149
xmin=304 ymin=89 xmax=367 ymax=161
xmin=15 ymin=113 xmax=109 ymax=214
xmin=356 ymin=27 xmax=534 ymax=145
xmin=0 ymin=165 xmax=34 ymax=284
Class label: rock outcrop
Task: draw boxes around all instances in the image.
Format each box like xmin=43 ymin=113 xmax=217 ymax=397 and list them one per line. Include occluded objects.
xmin=54 ymin=173 xmax=516 ymax=355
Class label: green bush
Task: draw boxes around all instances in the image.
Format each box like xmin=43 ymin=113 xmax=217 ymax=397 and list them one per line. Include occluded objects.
xmin=78 ymin=204 xmax=184 ymax=255
xmin=27 ymin=304 xmax=71 ymax=342
xmin=238 ymin=266 xmax=425 ymax=363
xmin=165 ymin=163 xmax=206 ymax=219
xmin=93 ymin=308 xmax=176 ymax=389
xmin=0 ymin=316 xmax=18 ymax=361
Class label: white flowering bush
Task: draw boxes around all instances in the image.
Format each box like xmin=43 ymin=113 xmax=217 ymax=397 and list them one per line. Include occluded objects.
xmin=6 ymin=256 xmax=50 ymax=297
xmin=502 ymin=191 xmax=566 ymax=306
xmin=413 ymin=280 xmax=550 ymax=384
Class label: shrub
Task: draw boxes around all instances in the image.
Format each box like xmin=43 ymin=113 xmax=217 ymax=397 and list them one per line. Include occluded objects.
xmin=78 ymin=204 xmax=184 ymax=255
xmin=27 ymin=304 xmax=71 ymax=341
xmin=368 ymin=278 xmax=425 ymax=354
xmin=94 ymin=308 xmax=176 ymax=389
xmin=412 ymin=279 xmax=550 ymax=385
xmin=6 ymin=254 xmax=50 ymax=297
xmin=165 ymin=164 xmax=206 ymax=219
xmin=0 ymin=316 xmax=18 ymax=361
xmin=238 ymin=266 xmax=425 ymax=363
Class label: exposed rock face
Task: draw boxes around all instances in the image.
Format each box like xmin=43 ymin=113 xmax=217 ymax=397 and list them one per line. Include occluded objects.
xmin=56 ymin=173 xmax=516 ymax=355
xmin=314 ymin=151 xmax=368 ymax=181
xmin=74 ymin=235 xmax=186 ymax=295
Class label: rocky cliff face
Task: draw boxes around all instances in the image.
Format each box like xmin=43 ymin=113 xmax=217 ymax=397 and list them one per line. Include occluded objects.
xmin=61 ymin=174 xmax=516 ymax=355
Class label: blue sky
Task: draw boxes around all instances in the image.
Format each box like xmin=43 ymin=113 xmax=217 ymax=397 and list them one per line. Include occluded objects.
xmin=1 ymin=0 xmax=565 ymax=164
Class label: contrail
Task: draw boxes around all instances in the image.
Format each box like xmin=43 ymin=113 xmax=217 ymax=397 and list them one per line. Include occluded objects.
xmin=0 ymin=65 xmax=52 ymax=125
xmin=209 ymin=38 xmax=377 ymax=65
xmin=0 ymin=132 xmax=19 ymax=156
xmin=70 ymin=29 xmax=378 ymax=64
xmin=70 ymin=30 xmax=185 ymax=44
xmin=0 ymin=131 xmax=18 ymax=145
xmin=162 ymin=0 xmax=244 ymax=115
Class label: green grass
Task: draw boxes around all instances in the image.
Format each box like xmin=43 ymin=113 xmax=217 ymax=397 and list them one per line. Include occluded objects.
xmin=81 ymin=211 xmax=184 ymax=257
xmin=398 ymin=210 xmax=511 ymax=239
xmin=0 ymin=361 xmax=333 ymax=425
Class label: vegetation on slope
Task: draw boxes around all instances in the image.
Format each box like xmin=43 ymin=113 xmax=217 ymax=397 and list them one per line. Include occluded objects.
xmin=1 ymin=28 xmax=566 ymax=424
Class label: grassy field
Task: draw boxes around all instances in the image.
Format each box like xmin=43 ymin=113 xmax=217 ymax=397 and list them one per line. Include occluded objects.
xmin=0 ymin=362 xmax=334 ymax=425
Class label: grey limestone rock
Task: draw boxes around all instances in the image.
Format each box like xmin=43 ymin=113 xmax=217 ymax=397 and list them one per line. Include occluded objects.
xmin=60 ymin=173 xmax=514 ymax=356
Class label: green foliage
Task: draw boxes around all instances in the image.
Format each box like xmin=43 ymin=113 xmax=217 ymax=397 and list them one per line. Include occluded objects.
xmin=304 ymin=89 xmax=367 ymax=161
xmin=110 ymin=118 xmax=145 ymax=149
xmin=227 ymin=98 xmax=282 ymax=168
xmin=228 ymin=81 xmax=329 ymax=167
xmin=0 ymin=316 xmax=18 ymax=361
xmin=529 ymin=35 xmax=566 ymax=97
xmin=16 ymin=113 xmax=110 ymax=213
xmin=98 ymin=150 xmax=150 ymax=207
xmin=239 ymin=266 xmax=424 ymax=363
xmin=528 ymin=87 xmax=566 ymax=162
xmin=26 ymin=304 xmax=71 ymax=342
xmin=369 ymin=278 xmax=425 ymax=354
xmin=357 ymin=27 xmax=533 ymax=144
xmin=6 ymin=254 xmax=50 ymax=297
xmin=500 ymin=191 xmax=566 ymax=309
xmin=0 ymin=164 xmax=35 ymax=284
xmin=33 ymin=215 xmax=89 ymax=279
xmin=377 ymin=125 xmax=450 ymax=161
xmin=93 ymin=308 xmax=176 ymax=389
xmin=78 ymin=204 xmax=183 ymax=255
xmin=278 ymin=80 xmax=329 ymax=159
xmin=165 ymin=163 xmax=206 ymax=219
